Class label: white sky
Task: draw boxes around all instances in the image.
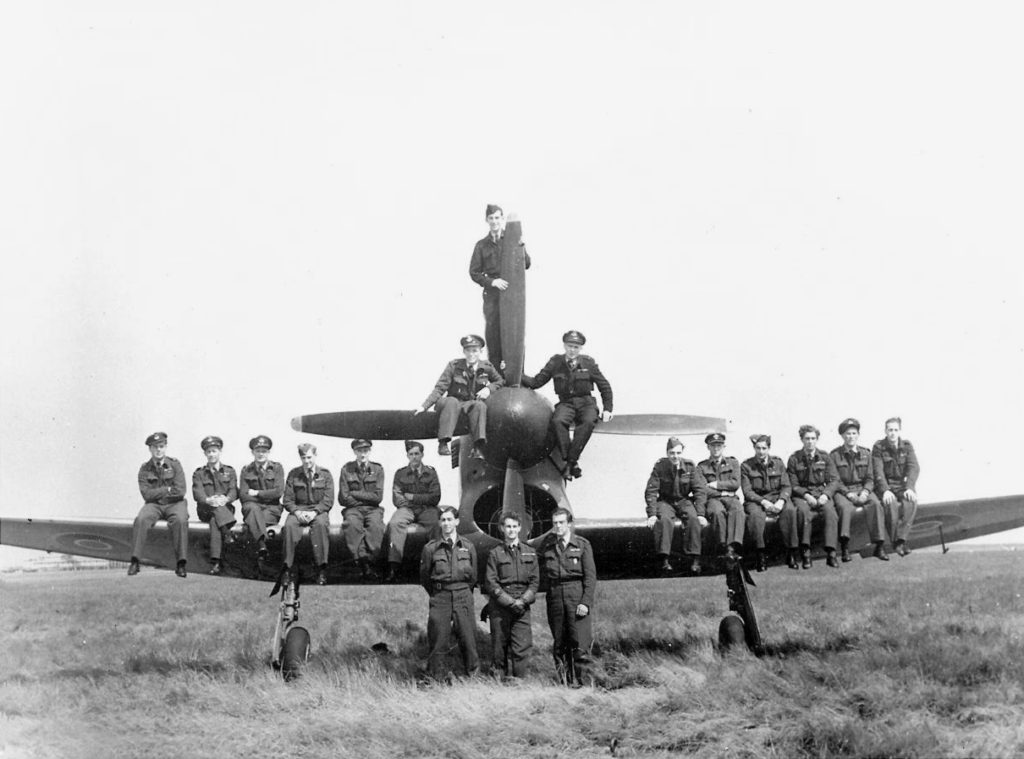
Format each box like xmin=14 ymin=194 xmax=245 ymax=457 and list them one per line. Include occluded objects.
xmin=2 ymin=2 xmax=1023 ymax=567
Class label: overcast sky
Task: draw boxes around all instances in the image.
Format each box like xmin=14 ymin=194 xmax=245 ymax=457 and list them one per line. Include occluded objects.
xmin=2 ymin=2 xmax=1023 ymax=568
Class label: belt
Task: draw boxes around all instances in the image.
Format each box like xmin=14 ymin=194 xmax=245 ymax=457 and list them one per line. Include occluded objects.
xmin=547 ymin=578 xmax=583 ymax=586
xmin=432 ymin=582 xmax=471 ymax=592
xmin=710 ymin=492 xmax=739 ymax=499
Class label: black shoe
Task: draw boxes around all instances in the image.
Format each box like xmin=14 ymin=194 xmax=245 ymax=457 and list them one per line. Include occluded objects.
xmin=386 ymin=563 xmax=400 ymax=583
xmin=175 ymin=561 xmax=187 ymax=578
xmin=787 ymin=551 xmax=799 ymax=570
xmin=873 ymin=542 xmax=890 ymax=561
xmin=208 ymin=560 xmax=222 ymax=576
xmin=659 ymin=557 xmax=673 ymax=573
xmin=569 ymin=463 xmax=583 ymax=479
xmin=801 ymin=547 xmax=812 ymax=569
xmin=257 ymin=545 xmax=269 ymax=561
xmin=127 ymin=559 xmax=140 ymax=576
xmin=756 ymin=551 xmax=767 ymax=572
xmin=221 ymin=530 xmax=235 ymax=546
xmin=826 ymin=551 xmax=839 ymax=568
xmin=360 ymin=561 xmax=378 ymax=582
xmin=437 ymin=441 xmax=451 ymax=456
xmin=895 ymin=541 xmax=910 ymax=557
xmin=316 ymin=567 xmax=328 ymax=585
xmin=689 ymin=557 xmax=702 ymax=575
xmin=725 ymin=544 xmax=740 ymax=561
xmin=841 ymin=546 xmax=852 ymax=563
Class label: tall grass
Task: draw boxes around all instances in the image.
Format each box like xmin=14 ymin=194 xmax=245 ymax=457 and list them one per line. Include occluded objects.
xmin=1 ymin=551 xmax=1022 ymax=758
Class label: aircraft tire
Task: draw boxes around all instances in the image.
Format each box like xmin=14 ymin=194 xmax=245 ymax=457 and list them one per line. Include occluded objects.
xmin=281 ymin=626 xmax=310 ymax=682
xmin=718 ymin=614 xmax=747 ymax=651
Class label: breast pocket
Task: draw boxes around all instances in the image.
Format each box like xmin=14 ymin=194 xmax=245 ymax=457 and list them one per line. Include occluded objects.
xmin=810 ymin=462 xmax=827 ymax=483
xmin=496 ymin=557 xmax=514 ymax=581
xmin=552 ymin=372 xmax=570 ymax=396
xmin=572 ymin=370 xmax=592 ymax=395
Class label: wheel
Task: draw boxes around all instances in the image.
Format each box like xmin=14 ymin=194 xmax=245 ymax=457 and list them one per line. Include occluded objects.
xmin=718 ymin=614 xmax=746 ymax=651
xmin=281 ymin=626 xmax=310 ymax=682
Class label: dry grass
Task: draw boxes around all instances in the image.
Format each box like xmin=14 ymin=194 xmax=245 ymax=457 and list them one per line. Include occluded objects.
xmin=1 ymin=550 xmax=1022 ymax=758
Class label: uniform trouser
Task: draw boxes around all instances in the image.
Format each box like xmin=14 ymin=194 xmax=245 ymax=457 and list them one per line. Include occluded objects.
xmin=197 ymin=502 xmax=236 ymax=560
xmin=241 ymin=501 xmax=283 ymax=542
xmin=436 ymin=396 xmax=487 ymax=443
xmin=282 ymin=511 xmax=330 ymax=567
xmin=387 ymin=506 xmax=440 ymax=563
xmin=342 ymin=506 xmax=384 ymax=561
xmin=836 ymin=492 xmax=884 ymax=543
xmin=743 ymin=500 xmax=797 ymax=549
xmin=546 ymin=581 xmax=593 ymax=673
xmin=884 ymin=489 xmax=918 ymax=544
xmin=426 ymin=587 xmax=479 ymax=678
xmin=551 ymin=397 xmax=599 ymax=465
xmin=798 ymin=496 xmax=838 ymax=549
xmin=708 ymin=496 xmax=745 ymax=548
xmin=482 ymin=290 xmax=503 ymax=369
xmin=132 ymin=501 xmax=189 ymax=562
xmin=489 ymin=602 xmax=533 ymax=677
xmin=653 ymin=500 xmax=701 ymax=556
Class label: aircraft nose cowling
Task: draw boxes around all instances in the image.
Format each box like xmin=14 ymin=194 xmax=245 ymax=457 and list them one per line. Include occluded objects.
xmin=484 ymin=387 xmax=553 ymax=468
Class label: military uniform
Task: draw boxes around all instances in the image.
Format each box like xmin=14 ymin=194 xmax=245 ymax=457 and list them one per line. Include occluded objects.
xmin=872 ymin=437 xmax=920 ymax=545
xmin=537 ymin=529 xmax=597 ymax=682
xmin=522 ymin=343 xmax=613 ymax=473
xmin=339 ymin=458 xmax=386 ymax=564
xmin=192 ymin=461 xmax=238 ymax=562
xmin=645 ymin=457 xmax=709 ymax=560
xmin=281 ymin=465 xmax=334 ymax=568
xmin=239 ymin=459 xmax=286 ymax=544
xmin=133 ymin=453 xmax=190 ymax=565
xmin=697 ymin=453 xmax=746 ymax=552
xmin=829 ymin=444 xmax=884 ymax=544
xmin=786 ymin=450 xmax=845 ymax=551
xmin=485 ymin=540 xmax=540 ymax=678
xmin=421 ymin=352 xmax=504 ymax=446
xmin=469 ymin=229 xmax=530 ymax=370
xmin=387 ymin=464 xmax=441 ymax=564
xmin=420 ymin=534 xmax=479 ymax=678
xmin=740 ymin=455 xmax=797 ymax=550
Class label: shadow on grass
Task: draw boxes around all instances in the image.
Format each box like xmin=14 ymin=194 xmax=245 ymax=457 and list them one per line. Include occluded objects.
xmin=124 ymin=654 xmax=228 ymax=675
xmin=759 ymin=633 xmax=862 ymax=657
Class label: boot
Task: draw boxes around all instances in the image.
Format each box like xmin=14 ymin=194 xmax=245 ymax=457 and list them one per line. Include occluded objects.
xmin=787 ymin=550 xmax=799 ymax=570
xmin=756 ymin=550 xmax=767 ymax=572
xmin=826 ymin=550 xmax=839 ymax=568
xmin=175 ymin=560 xmax=188 ymax=578
xmin=127 ymin=558 xmax=140 ymax=576
xmin=801 ymin=546 xmax=812 ymax=569
xmin=208 ymin=559 xmax=222 ymax=576
xmin=873 ymin=542 xmax=890 ymax=561
xmin=840 ymin=538 xmax=851 ymax=563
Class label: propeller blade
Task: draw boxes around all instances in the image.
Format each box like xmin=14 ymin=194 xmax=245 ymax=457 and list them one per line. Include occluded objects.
xmin=593 ymin=414 xmax=727 ymax=436
xmin=290 ymin=410 xmax=468 ymax=441
xmin=501 ymin=460 xmax=533 ymax=536
xmin=498 ymin=218 xmax=526 ymax=386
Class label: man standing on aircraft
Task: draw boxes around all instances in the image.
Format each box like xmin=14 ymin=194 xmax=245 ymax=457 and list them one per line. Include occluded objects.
xmin=484 ymin=512 xmax=540 ymax=680
xmin=415 ymin=334 xmax=503 ymax=459
xmin=282 ymin=443 xmax=335 ymax=585
xmin=386 ymin=440 xmax=442 ymax=582
xmin=469 ymin=204 xmax=531 ymax=372
xmin=537 ymin=507 xmax=597 ymax=687
xmin=192 ymin=436 xmax=238 ymax=576
xmin=521 ymin=330 xmax=613 ymax=480
xmin=645 ymin=437 xmax=710 ymax=574
xmin=339 ymin=438 xmax=386 ymax=580
xmin=830 ymin=418 xmax=888 ymax=560
xmin=741 ymin=434 xmax=798 ymax=571
xmin=872 ymin=417 xmax=921 ymax=557
xmin=787 ymin=425 xmax=846 ymax=568
xmin=239 ymin=435 xmax=285 ymax=560
xmin=420 ymin=506 xmax=479 ymax=680
xmin=697 ymin=433 xmax=745 ymax=562
xmin=130 ymin=432 xmax=189 ymax=578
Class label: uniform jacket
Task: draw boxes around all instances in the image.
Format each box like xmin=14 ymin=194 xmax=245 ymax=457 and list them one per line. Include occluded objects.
xmin=420 ymin=535 xmax=477 ymax=592
xmin=485 ymin=542 xmax=540 ymax=607
xmin=239 ymin=460 xmax=286 ymax=506
xmin=786 ymin=450 xmax=839 ymax=499
xmin=829 ymin=446 xmax=875 ymax=495
xmin=522 ymin=354 xmax=613 ymax=411
xmin=392 ymin=465 xmax=441 ymax=511
xmin=644 ymin=457 xmax=709 ymax=515
xmin=138 ymin=457 xmax=188 ymax=505
xmin=469 ymin=233 xmax=531 ymax=291
xmin=741 ymin=455 xmax=792 ymax=503
xmin=537 ymin=531 xmax=597 ymax=608
xmin=422 ymin=359 xmax=504 ymax=409
xmin=191 ymin=463 xmax=239 ymax=506
xmin=871 ymin=438 xmax=920 ymax=495
xmin=282 ymin=465 xmax=334 ymax=514
xmin=338 ymin=460 xmax=386 ymax=509
xmin=697 ymin=456 xmax=742 ymax=499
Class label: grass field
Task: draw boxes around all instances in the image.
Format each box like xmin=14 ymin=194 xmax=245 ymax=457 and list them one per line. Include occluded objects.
xmin=1 ymin=550 xmax=1022 ymax=759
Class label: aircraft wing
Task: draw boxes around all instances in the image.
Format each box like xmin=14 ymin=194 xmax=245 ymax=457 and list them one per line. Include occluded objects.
xmin=593 ymin=414 xmax=728 ymax=436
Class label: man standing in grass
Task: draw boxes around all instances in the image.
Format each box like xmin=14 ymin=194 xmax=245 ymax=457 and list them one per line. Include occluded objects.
xmin=537 ymin=507 xmax=596 ymax=686
xmin=485 ymin=512 xmax=540 ymax=679
xmin=191 ymin=435 xmax=238 ymax=576
xmin=420 ymin=506 xmax=479 ymax=680
xmin=872 ymin=416 xmax=921 ymax=557
xmin=130 ymin=432 xmax=189 ymax=578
